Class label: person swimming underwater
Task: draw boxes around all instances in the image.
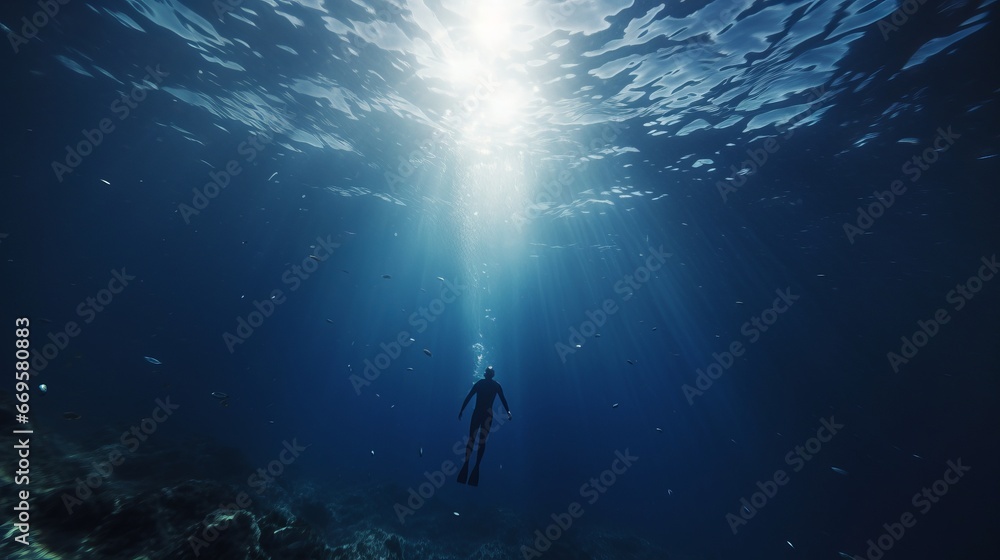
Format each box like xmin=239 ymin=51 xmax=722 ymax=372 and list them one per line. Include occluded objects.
xmin=457 ymin=366 xmax=511 ymax=486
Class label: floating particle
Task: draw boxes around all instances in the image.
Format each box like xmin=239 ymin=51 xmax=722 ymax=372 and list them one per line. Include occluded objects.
xmin=382 ymin=274 xmax=391 ymax=279
xmin=63 ymin=412 xmax=81 ymax=420
xmin=419 ymin=447 xmax=423 ymax=457
xmin=652 ymin=326 xmax=657 ymax=331
xmin=211 ymin=392 xmax=228 ymax=399
xmin=595 ymin=333 xmax=601 ymax=337
xmin=267 ymin=172 xmax=278 ymax=181
xmin=371 ymin=450 xmax=375 ymax=456
xmin=326 ymin=319 xmax=334 ymax=324
xmin=406 ymin=367 xmax=414 ymax=371
xmin=436 ymin=276 xmax=445 ymax=281
xmin=831 ymin=467 xmax=849 ymax=476
xmin=423 ymin=349 xmax=432 ymax=357
xmin=39 ymin=384 xmax=48 ymax=394
xmin=626 ymin=360 xmax=634 ymax=365
xmin=667 ymin=489 xmax=673 ymax=495
xmin=309 ymin=255 xmax=321 ymax=262
xmin=656 ymin=427 xmax=662 ymax=432
xmin=144 ymin=356 xmax=162 ymax=365
xmin=612 ymin=403 xmax=619 ymax=408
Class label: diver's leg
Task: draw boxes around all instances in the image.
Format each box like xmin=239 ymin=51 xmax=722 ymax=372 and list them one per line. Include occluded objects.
xmin=458 ymin=418 xmax=480 ymax=483
xmin=468 ymin=413 xmax=492 ymax=486
xmin=474 ymin=412 xmax=492 ymax=465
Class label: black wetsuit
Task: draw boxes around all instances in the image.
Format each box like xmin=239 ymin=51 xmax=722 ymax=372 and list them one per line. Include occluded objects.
xmin=461 ymin=378 xmax=510 ymax=435
xmin=457 ymin=378 xmax=510 ymax=484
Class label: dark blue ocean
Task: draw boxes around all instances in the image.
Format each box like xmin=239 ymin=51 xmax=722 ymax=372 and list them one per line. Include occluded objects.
xmin=2 ymin=0 xmax=998 ymax=558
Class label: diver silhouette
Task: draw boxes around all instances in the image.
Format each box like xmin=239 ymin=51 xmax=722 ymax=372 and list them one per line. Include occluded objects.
xmin=457 ymin=366 xmax=511 ymax=486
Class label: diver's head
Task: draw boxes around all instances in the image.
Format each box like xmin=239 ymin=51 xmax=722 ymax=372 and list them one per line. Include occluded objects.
xmin=484 ymin=366 xmax=495 ymax=379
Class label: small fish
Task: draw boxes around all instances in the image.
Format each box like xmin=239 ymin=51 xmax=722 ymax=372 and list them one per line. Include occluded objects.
xmin=326 ymin=319 xmax=334 ymax=324
xmin=211 ymin=391 xmax=229 ymax=399
xmin=100 ymin=179 xmax=110 ymax=185
xmin=423 ymin=349 xmax=432 ymax=357
xmin=382 ymin=274 xmax=391 ymax=279
xmin=656 ymin=427 xmax=662 ymax=432
xmin=786 ymin=541 xmax=794 ymax=549
xmin=436 ymin=276 xmax=445 ymax=281
xmin=626 ymin=360 xmax=634 ymax=365
xmin=453 ymin=512 xmax=460 ymax=516
xmin=651 ymin=326 xmax=657 ymax=331
xmin=406 ymin=367 xmax=414 ymax=371
xmin=595 ymin=333 xmax=601 ymax=337
xmin=267 ymin=172 xmax=278 ymax=181
xmin=419 ymin=447 xmax=423 ymax=457
xmin=371 ymin=450 xmax=375 ymax=456
xmin=63 ymin=412 xmax=81 ymax=420
xmin=667 ymin=489 xmax=673 ymax=495
xmin=144 ymin=356 xmax=162 ymax=365
xmin=837 ymin=553 xmax=856 ymax=560
xmin=612 ymin=403 xmax=619 ymax=408
xmin=831 ymin=466 xmax=849 ymax=476
xmin=309 ymin=255 xmax=321 ymax=262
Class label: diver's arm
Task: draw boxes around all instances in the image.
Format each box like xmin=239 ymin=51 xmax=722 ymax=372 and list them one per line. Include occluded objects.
xmin=458 ymin=386 xmax=475 ymax=419
xmin=498 ymin=385 xmax=511 ymax=420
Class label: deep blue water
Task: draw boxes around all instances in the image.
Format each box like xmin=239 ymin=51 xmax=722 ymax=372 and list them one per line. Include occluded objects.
xmin=3 ymin=0 xmax=999 ymax=558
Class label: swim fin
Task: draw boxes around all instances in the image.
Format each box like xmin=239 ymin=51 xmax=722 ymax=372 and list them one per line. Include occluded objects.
xmin=457 ymin=460 xmax=469 ymax=484
xmin=468 ymin=464 xmax=480 ymax=486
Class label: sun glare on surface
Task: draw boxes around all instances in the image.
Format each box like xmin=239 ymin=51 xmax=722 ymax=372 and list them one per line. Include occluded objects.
xmin=471 ymin=0 xmax=517 ymax=54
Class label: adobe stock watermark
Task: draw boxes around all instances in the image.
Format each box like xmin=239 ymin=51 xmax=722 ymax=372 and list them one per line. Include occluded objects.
xmin=848 ymin=458 xmax=970 ymax=560
xmin=223 ymin=235 xmax=341 ymax=353
xmin=887 ymin=254 xmax=996 ymax=373
xmin=7 ymin=0 xmax=72 ymax=54
xmin=60 ymin=396 xmax=180 ymax=514
xmin=520 ymin=449 xmax=639 ymax=559
xmin=178 ymin=130 xmax=275 ymax=224
xmin=350 ymin=277 xmax=467 ymax=395
xmin=877 ymin=0 xmax=930 ymax=41
xmin=393 ymin=402 xmax=512 ymax=524
xmin=682 ymin=287 xmax=799 ymax=404
xmin=187 ymin=438 xmax=308 ymax=556
xmin=726 ymin=416 xmax=843 ymax=534
xmin=51 ymin=64 xmax=169 ymax=183
xmin=717 ymin=85 xmax=828 ymax=202
xmin=843 ymin=126 xmax=960 ymax=244
xmin=28 ymin=267 xmax=136 ymax=376
xmin=510 ymin=120 xmax=627 ymax=232
xmin=554 ymin=246 xmax=670 ymax=363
